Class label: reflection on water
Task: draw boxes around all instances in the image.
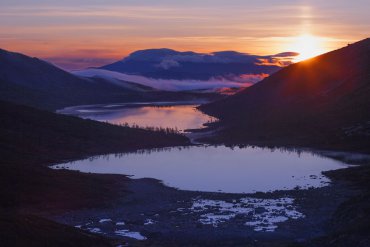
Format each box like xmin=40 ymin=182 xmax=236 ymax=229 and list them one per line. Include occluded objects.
xmin=52 ymin=146 xmax=350 ymax=194
xmin=58 ymin=102 xmax=216 ymax=131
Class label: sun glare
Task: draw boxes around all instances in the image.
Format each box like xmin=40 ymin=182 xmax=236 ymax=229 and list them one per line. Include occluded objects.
xmin=291 ymin=34 xmax=326 ymax=62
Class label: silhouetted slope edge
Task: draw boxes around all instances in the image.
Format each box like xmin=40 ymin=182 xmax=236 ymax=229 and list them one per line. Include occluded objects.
xmin=200 ymin=38 xmax=370 ymax=152
xmin=0 ymin=100 xmax=189 ymax=246
xmin=0 ymin=214 xmax=111 ymax=247
xmin=0 ymin=49 xmax=139 ymax=110
xmin=0 ymin=100 xmax=189 ymax=164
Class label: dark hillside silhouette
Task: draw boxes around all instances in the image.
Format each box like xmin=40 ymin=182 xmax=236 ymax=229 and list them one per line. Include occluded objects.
xmin=200 ymin=38 xmax=370 ymax=152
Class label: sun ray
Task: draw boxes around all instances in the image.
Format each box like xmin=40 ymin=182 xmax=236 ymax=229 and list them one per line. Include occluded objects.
xmin=291 ymin=34 xmax=326 ymax=62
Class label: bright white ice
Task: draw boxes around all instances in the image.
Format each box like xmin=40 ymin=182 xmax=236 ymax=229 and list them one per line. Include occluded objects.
xmin=190 ymin=197 xmax=304 ymax=232
xmin=114 ymin=230 xmax=147 ymax=240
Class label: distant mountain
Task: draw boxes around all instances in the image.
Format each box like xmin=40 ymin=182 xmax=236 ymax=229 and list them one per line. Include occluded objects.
xmin=0 ymin=49 xmax=154 ymax=110
xmin=0 ymin=49 xmax=218 ymax=110
xmin=200 ymin=38 xmax=370 ymax=152
xmin=100 ymin=48 xmax=297 ymax=81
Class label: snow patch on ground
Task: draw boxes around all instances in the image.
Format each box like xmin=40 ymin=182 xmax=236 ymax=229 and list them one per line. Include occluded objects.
xmin=190 ymin=197 xmax=304 ymax=232
xmin=99 ymin=218 xmax=112 ymax=223
xmin=114 ymin=230 xmax=147 ymax=240
xmin=87 ymin=227 xmax=102 ymax=233
xmin=78 ymin=219 xmax=146 ymax=241
xmin=199 ymin=213 xmax=237 ymax=226
xmin=144 ymin=219 xmax=155 ymax=225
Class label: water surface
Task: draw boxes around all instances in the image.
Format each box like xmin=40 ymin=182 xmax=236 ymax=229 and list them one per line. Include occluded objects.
xmin=53 ymin=146 xmax=349 ymax=193
xmin=58 ymin=102 xmax=215 ymax=131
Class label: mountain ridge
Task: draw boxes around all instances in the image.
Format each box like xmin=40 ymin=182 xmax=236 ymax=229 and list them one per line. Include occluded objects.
xmin=99 ymin=48 xmax=297 ymax=81
xmin=199 ymin=38 xmax=370 ymax=152
xmin=0 ymin=48 xmax=140 ymax=110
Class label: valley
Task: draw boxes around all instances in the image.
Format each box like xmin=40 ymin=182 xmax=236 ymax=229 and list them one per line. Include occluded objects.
xmin=1 ymin=38 xmax=369 ymax=247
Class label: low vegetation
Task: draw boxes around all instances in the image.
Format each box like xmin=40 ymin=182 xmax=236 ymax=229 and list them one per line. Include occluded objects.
xmin=0 ymin=100 xmax=190 ymax=246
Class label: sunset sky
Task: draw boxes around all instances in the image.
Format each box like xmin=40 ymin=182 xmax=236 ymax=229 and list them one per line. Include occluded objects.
xmin=0 ymin=0 xmax=369 ymax=69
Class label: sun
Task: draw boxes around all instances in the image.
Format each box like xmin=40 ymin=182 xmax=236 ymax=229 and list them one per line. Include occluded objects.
xmin=291 ymin=34 xmax=326 ymax=62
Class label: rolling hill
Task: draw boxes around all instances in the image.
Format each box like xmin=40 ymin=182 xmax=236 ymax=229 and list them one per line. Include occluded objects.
xmin=0 ymin=49 xmax=143 ymax=110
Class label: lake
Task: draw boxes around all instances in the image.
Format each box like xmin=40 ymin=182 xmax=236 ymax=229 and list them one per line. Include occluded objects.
xmin=57 ymin=101 xmax=215 ymax=131
xmin=52 ymin=145 xmax=350 ymax=193
xmin=54 ymin=102 xmax=353 ymax=194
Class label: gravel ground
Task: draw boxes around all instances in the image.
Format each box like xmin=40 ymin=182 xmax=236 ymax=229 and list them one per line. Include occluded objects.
xmin=48 ymin=171 xmax=356 ymax=246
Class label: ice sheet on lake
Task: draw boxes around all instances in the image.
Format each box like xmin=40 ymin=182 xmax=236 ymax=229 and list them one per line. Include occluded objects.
xmin=190 ymin=197 xmax=304 ymax=232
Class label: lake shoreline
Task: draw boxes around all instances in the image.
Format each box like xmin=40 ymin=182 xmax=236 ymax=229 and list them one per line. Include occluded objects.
xmin=44 ymin=162 xmax=360 ymax=246
xmin=193 ymin=115 xmax=370 ymax=154
xmin=190 ymin=122 xmax=370 ymax=155
xmin=56 ymin=101 xmax=217 ymax=132
xmin=53 ymin=145 xmax=356 ymax=194
xmin=34 ymin=139 xmax=367 ymax=246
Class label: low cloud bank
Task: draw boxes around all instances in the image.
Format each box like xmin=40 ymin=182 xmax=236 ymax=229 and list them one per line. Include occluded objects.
xmin=74 ymin=69 xmax=268 ymax=92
